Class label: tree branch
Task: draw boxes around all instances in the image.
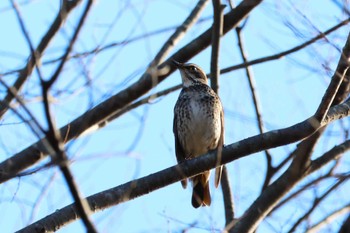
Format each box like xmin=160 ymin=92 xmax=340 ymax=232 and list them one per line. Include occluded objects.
xmin=39 ymin=1 xmax=97 ymax=232
xmin=287 ymin=177 xmax=346 ymax=233
xmin=234 ymin=20 xmax=274 ymax=192
xmin=210 ymin=0 xmax=235 ymax=227
xmin=0 ymin=0 xmax=263 ymax=184
xmin=231 ymin=30 xmax=350 ymax=233
xmin=0 ymin=0 xmax=83 ymax=118
xmin=220 ymin=18 xmax=350 ymax=75
xmin=307 ymin=204 xmax=350 ymax=233
xmin=338 ymin=212 xmax=350 ymax=233
xmin=16 ymin=95 xmax=350 ymax=232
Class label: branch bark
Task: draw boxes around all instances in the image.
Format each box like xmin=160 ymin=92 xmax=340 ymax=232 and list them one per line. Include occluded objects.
xmin=0 ymin=0 xmax=263 ymax=184
xmin=230 ymin=30 xmax=350 ymax=233
xmin=17 ymin=96 xmax=350 ymax=232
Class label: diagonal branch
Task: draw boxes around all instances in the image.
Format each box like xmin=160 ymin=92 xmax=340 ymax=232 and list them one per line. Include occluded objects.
xmin=287 ymin=177 xmax=347 ymax=233
xmin=220 ymin=18 xmax=350 ymax=75
xmin=16 ymin=95 xmax=350 ymax=233
xmin=338 ymin=212 xmax=350 ymax=233
xmin=0 ymin=0 xmax=82 ymax=118
xmin=315 ymin=66 xmax=349 ymax=122
xmin=39 ymin=1 xmax=97 ymax=232
xmin=307 ymin=204 xmax=350 ymax=233
xmin=230 ymin=30 xmax=350 ymax=233
xmin=0 ymin=0 xmax=263 ymax=184
xmin=151 ymin=0 xmax=209 ymax=66
xmin=234 ymin=22 xmax=274 ymax=192
xmin=101 ymin=0 xmax=209 ymax=126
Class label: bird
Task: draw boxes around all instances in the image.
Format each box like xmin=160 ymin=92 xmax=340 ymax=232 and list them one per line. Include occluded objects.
xmin=172 ymin=60 xmax=224 ymax=208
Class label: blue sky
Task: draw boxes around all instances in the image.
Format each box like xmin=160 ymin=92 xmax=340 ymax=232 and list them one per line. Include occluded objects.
xmin=0 ymin=0 xmax=349 ymax=232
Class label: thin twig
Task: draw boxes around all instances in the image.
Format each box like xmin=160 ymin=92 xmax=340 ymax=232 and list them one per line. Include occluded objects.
xmin=307 ymin=204 xmax=350 ymax=233
xmin=315 ymin=67 xmax=349 ymax=122
xmin=100 ymin=0 xmax=209 ymax=126
xmin=234 ymin=23 xmax=274 ymax=191
xmin=287 ymin=177 xmax=347 ymax=233
xmin=271 ymin=164 xmax=339 ymax=214
xmin=0 ymin=0 xmax=82 ymax=118
xmin=9 ymin=1 xmax=37 ymax=66
xmin=40 ymin=1 xmax=97 ymax=232
xmin=151 ymin=0 xmax=209 ymax=66
xmin=0 ymin=79 xmax=45 ymax=140
xmin=99 ymin=84 xmax=182 ymax=127
xmin=220 ymin=18 xmax=350 ymax=75
xmin=221 ymin=166 xmax=236 ymax=231
xmin=1 ymin=16 xmax=215 ymax=76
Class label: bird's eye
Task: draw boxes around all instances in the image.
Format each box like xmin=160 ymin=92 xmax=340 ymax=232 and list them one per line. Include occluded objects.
xmin=191 ymin=66 xmax=198 ymax=72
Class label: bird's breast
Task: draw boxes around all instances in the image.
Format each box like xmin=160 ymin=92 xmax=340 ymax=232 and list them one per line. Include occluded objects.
xmin=176 ymin=93 xmax=222 ymax=158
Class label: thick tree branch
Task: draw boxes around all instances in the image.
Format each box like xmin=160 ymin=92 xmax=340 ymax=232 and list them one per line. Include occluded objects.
xmin=338 ymin=213 xmax=350 ymax=233
xmin=0 ymin=0 xmax=263 ymax=184
xmin=16 ymin=97 xmax=350 ymax=233
xmin=230 ymin=30 xmax=350 ymax=233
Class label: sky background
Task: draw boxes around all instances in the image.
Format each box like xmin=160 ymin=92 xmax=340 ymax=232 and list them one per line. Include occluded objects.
xmin=0 ymin=0 xmax=349 ymax=232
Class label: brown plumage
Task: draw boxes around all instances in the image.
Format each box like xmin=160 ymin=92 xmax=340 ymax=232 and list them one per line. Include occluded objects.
xmin=173 ymin=61 xmax=224 ymax=208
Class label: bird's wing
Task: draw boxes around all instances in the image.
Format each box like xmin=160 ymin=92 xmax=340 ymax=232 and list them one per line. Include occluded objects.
xmin=215 ymin=107 xmax=224 ymax=188
xmin=173 ymin=104 xmax=188 ymax=189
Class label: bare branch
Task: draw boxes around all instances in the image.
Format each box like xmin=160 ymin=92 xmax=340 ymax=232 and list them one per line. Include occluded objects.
xmin=307 ymin=205 xmax=350 ymax=233
xmin=234 ymin=21 xmax=274 ymax=192
xmin=338 ymin=213 xmax=350 ymax=233
xmin=210 ymin=0 xmax=224 ymax=91
xmin=229 ymin=30 xmax=350 ymax=232
xmin=100 ymin=1 xmax=209 ymax=127
xmin=220 ymin=18 xmax=350 ymax=75
xmin=315 ymin=62 xmax=349 ymax=122
xmin=0 ymin=0 xmax=83 ymax=118
xmin=309 ymin=139 xmax=350 ymax=173
xmin=100 ymin=84 xmax=182 ymax=127
xmin=221 ymin=166 xmax=235 ymax=231
xmin=0 ymin=0 xmax=263 ymax=184
xmin=16 ymin=95 xmax=350 ymax=232
xmin=287 ymin=178 xmax=346 ymax=233
xmin=39 ymin=1 xmax=97 ymax=232
xmin=152 ymin=0 xmax=209 ymax=66
xmin=271 ymin=168 xmax=338 ymax=214
xmin=210 ymin=0 xmax=235 ymax=227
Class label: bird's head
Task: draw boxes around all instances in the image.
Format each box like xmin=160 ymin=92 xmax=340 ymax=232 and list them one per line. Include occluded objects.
xmin=172 ymin=60 xmax=208 ymax=87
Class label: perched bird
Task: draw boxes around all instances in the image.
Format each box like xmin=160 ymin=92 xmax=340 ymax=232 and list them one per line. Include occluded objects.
xmin=173 ymin=60 xmax=224 ymax=208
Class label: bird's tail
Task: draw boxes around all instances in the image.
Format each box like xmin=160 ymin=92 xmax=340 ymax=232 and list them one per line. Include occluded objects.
xmin=191 ymin=173 xmax=211 ymax=208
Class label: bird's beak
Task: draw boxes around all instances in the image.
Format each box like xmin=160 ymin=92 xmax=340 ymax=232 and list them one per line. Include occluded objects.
xmin=172 ymin=60 xmax=184 ymax=69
